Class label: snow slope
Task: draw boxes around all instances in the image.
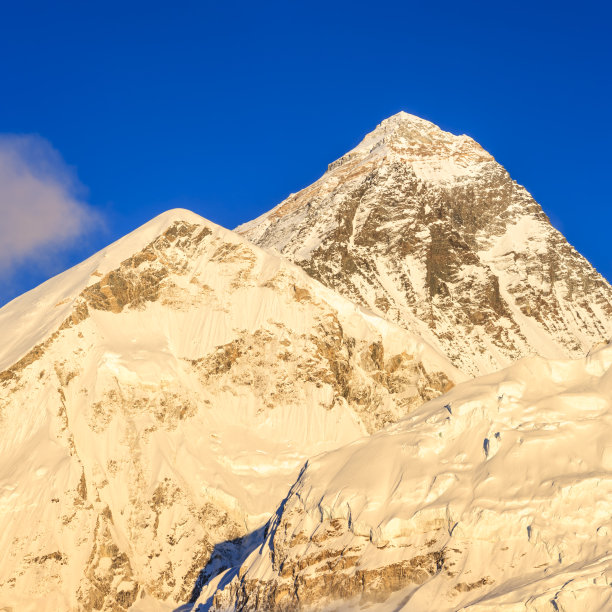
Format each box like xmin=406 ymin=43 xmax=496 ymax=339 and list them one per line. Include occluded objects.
xmin=204 ymin=342 xmax=612 ymax=611
xmin=237 ymin=112 xmax=612 ymax=376
xmin=0 ymin=210 xmax=463 ymax=610
xmin=0 ymin=209 xmax=206 ymax=373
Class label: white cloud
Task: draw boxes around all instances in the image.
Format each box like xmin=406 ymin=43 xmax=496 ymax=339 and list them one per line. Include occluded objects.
xmin=0 ymin=134 xmax=99 ymax=272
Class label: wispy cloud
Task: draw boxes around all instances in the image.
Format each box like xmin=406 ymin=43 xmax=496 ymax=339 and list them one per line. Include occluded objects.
xmin=0 ymin=134 xmax=99 ymax=274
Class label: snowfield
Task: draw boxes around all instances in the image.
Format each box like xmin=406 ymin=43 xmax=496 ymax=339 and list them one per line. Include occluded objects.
xmin=202 ymin=342 xmax=612 ymax=611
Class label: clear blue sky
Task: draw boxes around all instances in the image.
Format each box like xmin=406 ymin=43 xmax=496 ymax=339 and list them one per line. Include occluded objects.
xmin=1 ymin=0 xmax=610 ymax=305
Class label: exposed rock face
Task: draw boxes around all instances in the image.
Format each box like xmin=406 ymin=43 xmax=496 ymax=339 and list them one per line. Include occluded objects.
xmin=202 ymin=343 xmax=612 ymax=612
xmin=237 ymin=112 xmax=612 ymax=375
xmin=0 ymin=211 xmax=461 ymax=610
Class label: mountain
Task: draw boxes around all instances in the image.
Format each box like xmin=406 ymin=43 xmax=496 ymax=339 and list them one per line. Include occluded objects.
xmin=3 ymin=112 xmax=611 ymax=612
xmin=200 ymin=342 xmax=612 ymax=612
xmin=0 ymin=210 xmax=462 ymax=611
xmin=237 ymin=112 xmax=612 ymax=376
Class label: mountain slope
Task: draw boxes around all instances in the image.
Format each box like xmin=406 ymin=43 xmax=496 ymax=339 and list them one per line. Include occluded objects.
xmin=237 ymin=112 xmax=612 ymax=375
xmin=0 ymin=210 xmax=462 ymax=610
xmin=203 ymin=342 xmax=612 ymax=612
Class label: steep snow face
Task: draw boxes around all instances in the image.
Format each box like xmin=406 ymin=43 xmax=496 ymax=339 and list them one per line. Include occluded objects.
xmin=237 ymin=112 xmax=612 ymax=375
xmin=205 ymin=343 xmax=612 ymax=612
xmin=0 ymin=211 xmax=462 ymax=610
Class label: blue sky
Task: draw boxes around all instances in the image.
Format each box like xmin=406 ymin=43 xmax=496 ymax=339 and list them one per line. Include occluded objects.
xmin=0 ymin=0 xmax=610 ymax=305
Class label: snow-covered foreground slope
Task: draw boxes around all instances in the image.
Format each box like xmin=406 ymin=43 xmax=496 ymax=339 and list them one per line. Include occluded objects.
xmin=0 ymin=210 xmax=462 ymax=610
xmin=203 ymin=343 xmax=612 ymax=612
xmin=237 ymin=112 xmax=612 ymax=376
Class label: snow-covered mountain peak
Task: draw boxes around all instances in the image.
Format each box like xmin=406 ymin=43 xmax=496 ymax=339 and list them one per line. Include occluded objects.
xmin=357 ymin=111 xmax=439 ymax=147
xmin=0 ymin=209 xmax=463 ymax=610
xmin=236 ymin=113 xmax=494 ymax=240
xmin=0 ymin=208 xmax=211 ymax=372
xmin=146 ymin=207 xmax=208 ymax=226
xmin=330 ymin=111 xmax=492 ymax=177
xmin=238 ymin=116 xmax=612 ymax=376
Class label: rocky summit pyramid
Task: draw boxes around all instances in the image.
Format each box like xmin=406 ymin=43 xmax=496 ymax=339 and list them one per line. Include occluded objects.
xmin=237 ymin=112 xmax=612 ymax=375
xmin=0 ymin=210 xmax=461 ymax=610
